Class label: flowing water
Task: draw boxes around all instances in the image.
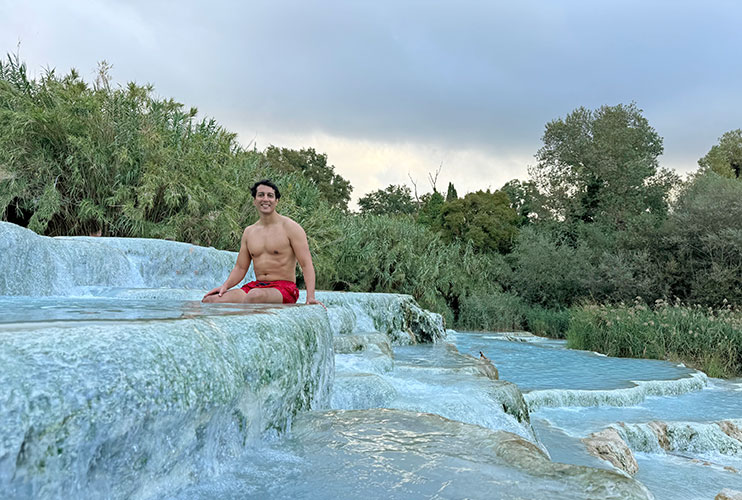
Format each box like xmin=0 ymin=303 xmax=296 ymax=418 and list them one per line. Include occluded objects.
xmin=2 ymin=222 xmax=740 ymax=499
xmin=163 ymin=331 xmax=742 ymax=500
xmin=453 ymin=332 xmax=742 ymax=500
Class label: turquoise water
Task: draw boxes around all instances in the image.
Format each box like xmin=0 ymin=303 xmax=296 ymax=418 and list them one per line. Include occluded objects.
xmin=3 ymin=295 xmax=739 ymax=499
xmin=453 ymin=332 xmax=742 ymax=500
xmin=164 ymin=331 xmax=742 ymax=500
xmin=3 ymin=224 xmax=736 ymax=498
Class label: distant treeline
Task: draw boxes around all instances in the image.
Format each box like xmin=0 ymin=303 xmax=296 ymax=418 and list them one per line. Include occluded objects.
xmin=1 ymin=56 xmax=740 ymax=374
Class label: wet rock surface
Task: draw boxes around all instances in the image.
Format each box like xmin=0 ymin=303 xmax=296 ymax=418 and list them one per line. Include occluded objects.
xmin=582 ymin=427 xmax=639 ymax=475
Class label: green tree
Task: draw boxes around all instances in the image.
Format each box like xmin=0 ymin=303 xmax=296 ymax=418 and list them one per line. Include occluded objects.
xmin=531 ymin=103 xmax=675 ymax=227
xmin=262 ymin=146 xmax=353 ymax=211
xmin=501 ymin=179 xmax=542 ymax=225
xmin=0 ymin=55 xmax=342 ymax=253
xmin=357 ymin=184 xmax=417 ymax=216
xmin=509 ymin=225 xmax=594 ymax=307
xmin=417 ymin=190 xmax=444 ymax=228
xmin=698 ymin=129 xmax=742 ymax=179
xmin=439 ymin=190 xmax=519 ymax=254
xmin=665 ymin=172 xmax=742 ymax=306
xmin=445 ymin=182 xmax=458 ymax=201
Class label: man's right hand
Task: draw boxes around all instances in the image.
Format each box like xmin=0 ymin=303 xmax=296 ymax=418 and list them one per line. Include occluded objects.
xmin=203 ymin=285 xmax=228 ymax=301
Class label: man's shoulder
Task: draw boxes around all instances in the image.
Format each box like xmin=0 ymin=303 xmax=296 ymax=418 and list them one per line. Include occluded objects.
xmin=242 ymin=222 xmax=259 ymax=235
xmin=279 ymin=215 xmax=307 ymax=235
xmin=279 ymin=214 xmax=299 ymax=226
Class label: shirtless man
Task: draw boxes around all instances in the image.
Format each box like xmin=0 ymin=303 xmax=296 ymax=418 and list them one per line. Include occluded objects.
xmin=202 ymin=179 xmax=322 ymax=306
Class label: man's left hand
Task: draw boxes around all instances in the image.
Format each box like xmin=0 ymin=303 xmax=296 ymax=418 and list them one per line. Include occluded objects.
xmin=306 ymin=298 xmax=326 ymax=310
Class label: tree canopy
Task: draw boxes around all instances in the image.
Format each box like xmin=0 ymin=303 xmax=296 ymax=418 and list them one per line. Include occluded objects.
xmin=416 ymin=190 xmax=444 ymax=228
xmin=445 ymin=182 xmax=458 ymax=201
xmin=531 ymin=103 xmax=675 ymax=227
xmin=357 ymin=184 xmax=417 ymax=216
xmin=501 ymin=179 xmax=542 ymax=225
xmin=262 ymin=146 xmax=353 ymax=211
xmin=698 ymin=129 xmax=742 ymax=179
xmin=439 ymin=190 xmax=520 ymax=254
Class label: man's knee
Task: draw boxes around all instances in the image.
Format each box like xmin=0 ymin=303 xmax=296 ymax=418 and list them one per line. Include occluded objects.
xmin=245 ymin=288 xmax=282 ymax=303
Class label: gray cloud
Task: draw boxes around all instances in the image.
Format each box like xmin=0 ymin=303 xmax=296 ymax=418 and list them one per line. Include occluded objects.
xmin=3 ymin=0 xmax=741 ymax=173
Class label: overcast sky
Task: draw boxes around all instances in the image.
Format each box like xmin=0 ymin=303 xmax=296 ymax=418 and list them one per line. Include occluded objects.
xmin=2 ymin=1 xmax=741 ymax=206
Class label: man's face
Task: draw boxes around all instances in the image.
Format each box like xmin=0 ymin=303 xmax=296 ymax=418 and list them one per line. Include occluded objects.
xmin=254 ymin=184 xmax=278 ymax=214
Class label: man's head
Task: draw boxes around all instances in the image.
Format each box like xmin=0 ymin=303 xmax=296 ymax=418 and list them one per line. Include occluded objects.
xmin=250 ymin=179 xmax=281 ymax=199
xmin=251 ymin=179 xmax=281 ymax=215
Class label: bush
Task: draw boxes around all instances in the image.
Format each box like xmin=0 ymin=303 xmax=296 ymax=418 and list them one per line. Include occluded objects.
xmin=456 ymin=291 xmax=525 ymax=332
xmin=509 ymin=225 xmax=594 ymax=308
xmin=665 ymin=172 xmax=742 ymax=307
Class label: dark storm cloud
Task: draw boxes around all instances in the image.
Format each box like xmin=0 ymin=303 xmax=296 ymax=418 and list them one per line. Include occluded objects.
xmin=3 ymin=0 xmax=742 ymax=168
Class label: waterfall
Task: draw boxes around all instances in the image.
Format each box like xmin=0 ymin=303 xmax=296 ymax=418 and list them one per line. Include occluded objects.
xmin=0 ymin=222 xmax=245 ymax=295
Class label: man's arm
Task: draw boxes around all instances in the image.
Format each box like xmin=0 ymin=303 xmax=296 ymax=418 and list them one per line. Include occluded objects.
xmin=203 ymin=229 xmax=252 ymax=299
xmin=288 ymin=221 xmax=322 ymax=305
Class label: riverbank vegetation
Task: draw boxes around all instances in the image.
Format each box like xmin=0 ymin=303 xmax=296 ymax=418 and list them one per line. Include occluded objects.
xmin=568 ymin=301 xmax=742 ymax=377
xmin=1 ymin=56 xmax=740 ymax=375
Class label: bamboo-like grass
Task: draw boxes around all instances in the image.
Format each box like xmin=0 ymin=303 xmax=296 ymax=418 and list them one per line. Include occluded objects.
xmin=567 ymin=299 xmax=742 ymax=377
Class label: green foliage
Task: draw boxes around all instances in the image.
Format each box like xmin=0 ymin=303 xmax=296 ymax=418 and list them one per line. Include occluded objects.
xmin=500 ymin=179 xmax=543 ymax=225
xmin=698 ymin=129 xmax=742 ymax=178
xmin=509 ymin=225 xmax=594 ymax=307
xmin=262 ymin=146 xmax=353 ymax=211
xmin=567 ymin=301 xmax=742 ymax=377
xmin=320 ymin=214 xmax=513 ymax=328
xmin=357 ymin=184 xmax=417 ymax=216
xmin=416 ymin=190 xmax=444 ymax=228
xmin=531 ymin=103 xmax=676 ymax=227
xmin=456 ymin=291 xmax=525 ymax=332
xmin=439 ymin=190 xmax=520 ymax=254
xmin=0 ymin=55 xmax=242 ymax=246
xmin=665 ymin=172 xmax=742 ymax=307
xmin=445 ymin=182 xmax=458 ymax=201
xmin=521 ymin=305 xmax=571 ymax=339
xmin=0 ymin=55 xmax=344 ymax=255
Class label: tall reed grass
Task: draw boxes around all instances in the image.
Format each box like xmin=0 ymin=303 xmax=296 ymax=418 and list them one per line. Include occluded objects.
xmin=567 ymin=300 xmax=742 ymax=377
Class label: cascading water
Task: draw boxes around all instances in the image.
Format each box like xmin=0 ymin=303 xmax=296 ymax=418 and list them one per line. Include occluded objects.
xmin=4 ymin=221 xmax=737 ymax=499
xmin=453 ymin=331 xmax=742 ymax=500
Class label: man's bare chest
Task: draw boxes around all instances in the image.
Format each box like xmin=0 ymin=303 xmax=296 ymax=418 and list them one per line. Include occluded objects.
xmin=247 ymin=228 xmax=291 ymax=258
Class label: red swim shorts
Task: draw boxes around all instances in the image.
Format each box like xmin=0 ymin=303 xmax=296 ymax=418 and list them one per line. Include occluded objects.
xmin=240 ymin=280 xmax=300 ymax=304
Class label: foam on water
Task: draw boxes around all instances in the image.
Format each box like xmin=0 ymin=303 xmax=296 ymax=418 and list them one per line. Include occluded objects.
xmin=329 ymin=341 xmax=539 ymax=445
xmin=613 ymin=419 xmax=742 ymax=457
xmin=534 ymin=378 xmax=742 ymax=438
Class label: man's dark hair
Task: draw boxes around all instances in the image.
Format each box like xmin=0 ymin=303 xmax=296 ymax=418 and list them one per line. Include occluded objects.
xmin=250 ymin=179 xmax=281 ymax=199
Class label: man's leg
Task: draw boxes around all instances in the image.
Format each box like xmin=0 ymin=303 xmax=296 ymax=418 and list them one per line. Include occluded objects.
xmin=244 ymin=287 xmax=284 ymax=304
xmin=203 ymin=286 xmax=285 ymax=304
xmin=202 ymin=288 xmax=251 ymax=303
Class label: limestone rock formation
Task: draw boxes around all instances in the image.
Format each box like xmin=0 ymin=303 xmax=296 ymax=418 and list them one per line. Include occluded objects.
xmin=582 ymin=427 xmax=639 ymax=475
xmin=717 ymin=488 xmax=742 ymax=500
xmin=333 ymin=333 xmax=393 ymax=357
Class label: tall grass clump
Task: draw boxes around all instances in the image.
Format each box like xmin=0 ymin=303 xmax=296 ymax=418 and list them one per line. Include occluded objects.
xmin=567 ymin=300 xmax=742 ymax=377
xmin=520 ymin=304 xmax=571 ymax=338
xmin=321 ymin=214 xmax=515 ymax=329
